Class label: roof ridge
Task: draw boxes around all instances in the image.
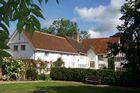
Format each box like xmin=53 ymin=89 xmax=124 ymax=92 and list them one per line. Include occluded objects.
xmin=35 ymin=31 xmax=66 ymax=39
xmin=83 ymin=37 xmax=119 ymax=40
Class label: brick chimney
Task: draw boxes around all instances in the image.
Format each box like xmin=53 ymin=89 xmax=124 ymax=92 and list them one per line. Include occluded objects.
xmin=76 ymin=32 xmax=80 ymax=42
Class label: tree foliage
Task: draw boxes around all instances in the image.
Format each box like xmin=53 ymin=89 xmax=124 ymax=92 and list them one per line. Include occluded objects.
xmin=80 ymin=31 xmax=90 ymax=40
xmin=42 ymin=18 xmax=90 ymax=40
xmin=110 ymin=0 xmax=140 ymax=73
xmin=43 ymin=18 xmax=78 ymax=39
xmin=0 ymin=30 xmax=11 ymax=65
xmin=108 ymin=57 xmax=115 ymax=70
xmin=0 ymin=31 xmax=9 ymax=49
xmin=0 ymin=0 xmax=58 ymax=35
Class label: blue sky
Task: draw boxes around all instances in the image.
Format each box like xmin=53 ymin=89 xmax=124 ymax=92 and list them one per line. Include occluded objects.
xmin=9 ymin=0 xmax=125 ymax=38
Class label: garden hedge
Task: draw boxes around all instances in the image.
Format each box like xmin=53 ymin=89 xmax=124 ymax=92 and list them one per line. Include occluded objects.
xmin=50 ymin=67 xmax=122 ymax=85
xmin=50 ymin=67 xmax=140 ymax=87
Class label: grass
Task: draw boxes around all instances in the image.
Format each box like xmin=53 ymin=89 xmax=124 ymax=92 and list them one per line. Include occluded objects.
xmin=0 ymin=81 xmax=139 ymax=93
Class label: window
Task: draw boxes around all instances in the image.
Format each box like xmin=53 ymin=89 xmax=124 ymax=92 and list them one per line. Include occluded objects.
xmin=13 ymin=45 xmax=18 ymax=51
xmin=90 ymin=61 xmax=95 ymax=67
xmin=114 ymin=57 xmax=125 ymax=62
xmin=98 ymin=55 xmax=103 ymax=61
xmin=21 ymin=45 xmax=26 ymax=51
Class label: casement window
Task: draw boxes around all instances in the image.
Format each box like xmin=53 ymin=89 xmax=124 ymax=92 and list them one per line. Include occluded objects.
xmin=114 ymin=57 xmax=125 ymax=62
xmin=98 ymin=55 xmax=103 ymax=61
xmin=21 ymin=45 xmax=26 ymax=51
xmin=13 ymin=45 xmax=18 ymax=51
xmin=90 ymin=61 xmax=95 ymax=67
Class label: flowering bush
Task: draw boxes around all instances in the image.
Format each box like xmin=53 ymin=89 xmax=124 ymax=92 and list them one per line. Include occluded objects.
xmin=1 ymin=57 xmax=26 ymax=80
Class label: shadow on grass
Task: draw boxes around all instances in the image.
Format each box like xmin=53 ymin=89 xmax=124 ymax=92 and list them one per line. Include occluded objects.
xmin=32 ymin=85 xmax=139 ymax=93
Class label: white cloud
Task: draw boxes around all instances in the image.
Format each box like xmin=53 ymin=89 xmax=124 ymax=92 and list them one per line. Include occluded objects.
xmin=75 ymin=5 xmax=105 ymax=21
xmin=88 ymin=30 xmax=102 ymax=38
xmin=111 ymin=0 xmax=125 ymax=9
xmin=75 ymin=0 xmax=125 ymax=38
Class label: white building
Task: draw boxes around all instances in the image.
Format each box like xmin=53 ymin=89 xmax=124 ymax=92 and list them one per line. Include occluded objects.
xmin=82 ymin=38 xmax=125 ymax=70
xmin=7 ymin=31 xmax=125 ymax=70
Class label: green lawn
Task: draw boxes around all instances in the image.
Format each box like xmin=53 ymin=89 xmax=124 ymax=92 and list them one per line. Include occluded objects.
xmin=0 ymin=81 xmax=139 ymax=93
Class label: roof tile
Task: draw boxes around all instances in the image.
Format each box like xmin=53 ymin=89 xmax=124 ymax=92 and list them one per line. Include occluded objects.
xmin=82 ymin=37 xmax=119 ymax=54
xmin=23 ymin=31 xmax=77 ymax=53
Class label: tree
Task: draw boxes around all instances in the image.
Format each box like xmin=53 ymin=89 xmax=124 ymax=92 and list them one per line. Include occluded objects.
xmin=43 ymin=18 xmax=79 ymax=39
xmin=42 ymin=18 xmax=90 ymax=40
xmin=110 ymin=0 xmax=140 ymax=73
xmin=80 ymin=31 xmax=90 ymax=40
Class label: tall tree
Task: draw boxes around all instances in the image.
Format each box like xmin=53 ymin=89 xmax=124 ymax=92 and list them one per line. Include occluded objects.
xmin=43 ymin=18 xmax=79 ymax=39
xmin=110 ymin=0 xmax=140 ymax=73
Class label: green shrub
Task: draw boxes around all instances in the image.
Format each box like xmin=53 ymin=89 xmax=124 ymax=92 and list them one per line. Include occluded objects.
xmin=52 ymin=58 xmax=64 ymax=67
xmin=37 ymin=74 xmax=46 ymax=80
xmin=26 ymin=68 xmax=38 ymax=80
xmin=1 ymin=57 xmax=25 ymax=80
xmin=50 ymin=67 xmax=122 ymax=85
xmin=37 ymin=74 xmax=51 ymax=80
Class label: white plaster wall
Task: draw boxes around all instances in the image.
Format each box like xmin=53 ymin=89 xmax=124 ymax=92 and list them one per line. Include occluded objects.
xmin=98 ymin=55 xmax=108 ymax=69
xmin=87 ymin=49 xmax=99 ymax=69
xmin=34 ymin=51 xmax=88 ymax=68
xmin=78 ymin=55 xmax=89 ymax=68
xmin=8 ymin=32 xmax=34 ymax=59
xmin=114 ymin=52 xmax=125 ymax=70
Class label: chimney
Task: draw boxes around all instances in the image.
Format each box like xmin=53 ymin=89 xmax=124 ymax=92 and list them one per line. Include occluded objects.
xmin=76 ymin=32 xmax=80 ymax=42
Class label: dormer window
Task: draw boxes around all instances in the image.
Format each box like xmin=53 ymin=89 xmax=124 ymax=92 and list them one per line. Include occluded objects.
xmin=21 ymin=45 xmax=26 ymax=51
xmin=14 ymin=45 xmax=18 ymax=51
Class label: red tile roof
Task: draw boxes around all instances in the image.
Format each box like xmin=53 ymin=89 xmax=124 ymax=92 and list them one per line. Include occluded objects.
xmin=65 ymin=36 xmax=84 ymax=53
xmin=23 ymin=31 xmax=78 ymax=53
xmin=23 ymin=31 xmax=119 ymax=55
xmin=82 ymin=37 xmax=119 ymax=54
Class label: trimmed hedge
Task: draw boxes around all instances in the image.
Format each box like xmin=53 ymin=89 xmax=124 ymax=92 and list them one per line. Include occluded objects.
xmin=50 ymin=67 xmax=140 ymax=87
xmin=50 ymin=67 xmax=122 ymax=85
xmin=37 ymin=74 xmax=51 ymax=80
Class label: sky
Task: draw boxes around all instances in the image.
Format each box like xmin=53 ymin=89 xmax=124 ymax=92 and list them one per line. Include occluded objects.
xmin=9 ymin=0 xmax=125 ymax=38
